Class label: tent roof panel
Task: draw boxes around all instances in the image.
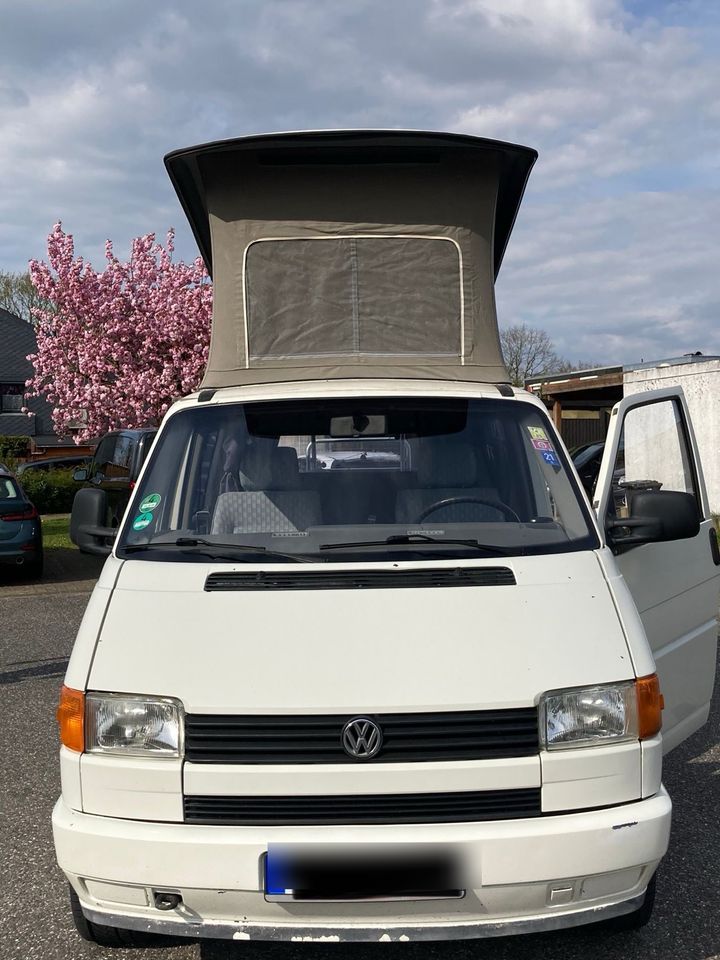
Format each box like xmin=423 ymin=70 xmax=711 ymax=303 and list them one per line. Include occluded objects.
xmin=164 ymin=129 xmax=537 ymax=280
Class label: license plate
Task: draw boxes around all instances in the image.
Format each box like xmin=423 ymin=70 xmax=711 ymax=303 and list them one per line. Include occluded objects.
xmin=264 ymin=845 xmax=464 ymax=902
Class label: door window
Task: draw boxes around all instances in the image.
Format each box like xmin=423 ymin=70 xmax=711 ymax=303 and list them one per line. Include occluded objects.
xmin=92 ymin=436 xmax=117 ymax=481
xmin=110 ymin=436 xmax=135 ymax=480
xmin=92 ymin=435 xmax=135 ymax=481
xmin=609 ymin=398 xmax=699 ymax=519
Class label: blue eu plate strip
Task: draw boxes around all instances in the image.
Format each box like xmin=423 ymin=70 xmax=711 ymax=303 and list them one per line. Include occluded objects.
xmin=265 ymin=848 xmax=291 ymax=896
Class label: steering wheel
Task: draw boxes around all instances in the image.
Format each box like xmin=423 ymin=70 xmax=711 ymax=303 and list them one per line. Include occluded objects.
xmin=416 ymin=496 xmax=521 ymax=524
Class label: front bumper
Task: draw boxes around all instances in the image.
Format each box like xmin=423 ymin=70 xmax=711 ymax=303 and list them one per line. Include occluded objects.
xmin=53 ymin=788 xmax=671 ymax=942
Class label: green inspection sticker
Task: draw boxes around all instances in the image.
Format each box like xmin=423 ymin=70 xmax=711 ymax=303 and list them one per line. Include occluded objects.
xmin=139 ymin=493 xmax=162 ymax=512
xmin=132 ymin=512 xmax=154 ymax=531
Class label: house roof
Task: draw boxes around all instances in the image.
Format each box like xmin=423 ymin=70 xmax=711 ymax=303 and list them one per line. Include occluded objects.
xmin=0 ymin=309 xmax=36 ymax=381
xmin=624 ymin=354 xmax=720 ymax=372
xmin=524 ymin=364 xmax=623 ymax=389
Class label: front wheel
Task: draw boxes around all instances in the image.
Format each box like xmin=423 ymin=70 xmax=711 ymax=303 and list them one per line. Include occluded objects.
xmin=603 ymin=874 xmax=656 ymax=932
xmin=68 ymin=885 xmax=161 ymax=948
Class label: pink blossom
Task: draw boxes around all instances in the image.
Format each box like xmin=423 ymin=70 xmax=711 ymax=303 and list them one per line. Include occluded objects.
xmin=26 ymin=223 xmax=212 ymax=442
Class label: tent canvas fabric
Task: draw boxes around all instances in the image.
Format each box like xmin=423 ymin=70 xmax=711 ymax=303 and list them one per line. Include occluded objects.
xmin=164 ymin=131 xmax=537 ymax=389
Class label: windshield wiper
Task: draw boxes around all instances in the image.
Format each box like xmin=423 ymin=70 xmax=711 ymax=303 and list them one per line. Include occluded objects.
xmin=122 ymin=537 xmax=316 ymax=563
xmin=319 ymin=534 xmax=513 ymax=555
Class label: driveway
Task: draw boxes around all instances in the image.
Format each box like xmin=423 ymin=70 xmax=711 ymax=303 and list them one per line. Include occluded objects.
xmin=0 ymin=544 xmax=104 ymax=598
xmin=1 ymin=565 xmax=718 ymax=960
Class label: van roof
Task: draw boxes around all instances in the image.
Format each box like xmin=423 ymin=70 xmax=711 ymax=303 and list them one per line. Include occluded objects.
xmin=165 ymin=129 xmax=537 ymax=281
xmin=164 ymin=130 xmax=537 ymax=390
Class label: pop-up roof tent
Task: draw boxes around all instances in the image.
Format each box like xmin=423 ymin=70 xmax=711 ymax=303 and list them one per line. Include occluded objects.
xmin=164 ymin=131 xmax=537 ymax=389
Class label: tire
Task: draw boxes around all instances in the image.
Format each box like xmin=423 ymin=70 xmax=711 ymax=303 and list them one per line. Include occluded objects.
xmin=603 ymin=874 xmax=656 ymax=932
xmin=68 ymin=884 xmax=160 ymax=948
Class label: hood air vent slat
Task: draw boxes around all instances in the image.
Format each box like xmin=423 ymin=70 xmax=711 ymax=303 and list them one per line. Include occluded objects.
xmin=204 ymin=567 xmax=516 ymax=592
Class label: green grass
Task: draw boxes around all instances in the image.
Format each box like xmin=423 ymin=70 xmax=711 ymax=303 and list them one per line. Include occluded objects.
xmin=41 ymin=514 xmax=73 ymax=549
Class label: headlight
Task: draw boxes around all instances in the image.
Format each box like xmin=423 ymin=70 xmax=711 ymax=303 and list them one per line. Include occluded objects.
xmin=85 ymin=693 xmax=183 ymax=758
xmin=540 ymin=682 xmax=638 ymax=750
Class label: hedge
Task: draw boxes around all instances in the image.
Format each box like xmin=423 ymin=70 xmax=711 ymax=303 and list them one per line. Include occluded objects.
xmin=19 ymin=469 xmax=79 ymax=514
xmin=0 ymin=436 xmax=31 ymax=462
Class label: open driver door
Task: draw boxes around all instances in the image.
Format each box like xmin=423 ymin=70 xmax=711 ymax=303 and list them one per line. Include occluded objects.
xmin=594 ymin=386 xmax=720 ymax=753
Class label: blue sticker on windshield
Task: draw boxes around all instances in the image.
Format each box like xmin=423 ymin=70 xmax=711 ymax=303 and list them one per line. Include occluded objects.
xmin=541 ymin=450 xmax=560 ymax=466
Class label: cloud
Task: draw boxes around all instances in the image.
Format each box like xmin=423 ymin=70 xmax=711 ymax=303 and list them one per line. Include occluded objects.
xmin=453 ymin=7 xmax=720 ymax=189
xmin=497 ymin=188 xmax=720 ymax=362
xmin=0 ymin=0 xmax=718 ymax=364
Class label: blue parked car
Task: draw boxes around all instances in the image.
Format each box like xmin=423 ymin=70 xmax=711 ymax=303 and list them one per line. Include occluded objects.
xmin=0 ymin=468 xmax=43 ymax=578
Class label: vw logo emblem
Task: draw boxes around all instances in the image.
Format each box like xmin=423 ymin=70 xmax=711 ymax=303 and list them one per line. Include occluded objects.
xmin=341 ymin=717 xmax=383 ymax=760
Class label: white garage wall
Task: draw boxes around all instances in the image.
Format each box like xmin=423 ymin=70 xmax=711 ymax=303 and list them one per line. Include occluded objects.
xmin=623 ymin=359 xmax=720 ymax=515
xmin=622 ymin=399 xmax=693 ymax=500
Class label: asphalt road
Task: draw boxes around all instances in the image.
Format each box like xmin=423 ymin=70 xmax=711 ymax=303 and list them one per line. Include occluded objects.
xmin=1 ymin=575 xmax=719 ymax=960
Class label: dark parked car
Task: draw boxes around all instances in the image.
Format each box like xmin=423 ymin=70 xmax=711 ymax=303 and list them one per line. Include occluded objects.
xmin=571 ymin=441 xmax=606 ymax=494
xmin=16 ymin=455 xmax=92 ymax=476
xmin=71 ymin=429 xmax=156 ymax=555
xmin=0 ymin=468 xmax=43 ymax=577
xmin=572 ymin=440 xmax=627 ymax=505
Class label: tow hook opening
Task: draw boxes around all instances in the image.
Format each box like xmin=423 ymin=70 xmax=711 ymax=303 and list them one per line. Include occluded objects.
xmin=153 ymin=890 xmax=183 ymax=911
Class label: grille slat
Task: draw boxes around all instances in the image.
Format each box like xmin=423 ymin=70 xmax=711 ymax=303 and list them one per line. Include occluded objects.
xmin=185 ymin=708 xmax=539 ymax=764
xmin=189 ymin=718 xmax=341 ymax=729
xmin=205 ymin=567 xmax=516 ymax=592
xmin=184 ymin=789 xmax=541 ymax=825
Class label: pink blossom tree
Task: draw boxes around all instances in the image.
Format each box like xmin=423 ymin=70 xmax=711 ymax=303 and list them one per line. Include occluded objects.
xmin=26 ymin=223 xmax=212 ymax=441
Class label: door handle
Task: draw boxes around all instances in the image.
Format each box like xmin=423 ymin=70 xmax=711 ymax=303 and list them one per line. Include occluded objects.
xmin=710 ymin=526 xmax=720 ymax=566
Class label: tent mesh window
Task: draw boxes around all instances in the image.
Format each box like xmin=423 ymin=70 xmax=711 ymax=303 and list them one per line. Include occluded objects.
xmin=244 ymin=236 xmax=463 ymax=362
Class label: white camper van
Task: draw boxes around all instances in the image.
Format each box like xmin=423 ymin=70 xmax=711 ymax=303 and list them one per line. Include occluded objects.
xmin=53 ymin=131 xmax=719 ymax=945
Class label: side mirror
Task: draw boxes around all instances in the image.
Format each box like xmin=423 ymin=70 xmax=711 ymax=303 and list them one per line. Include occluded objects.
xmin=70 ymin=487 xmax=115 ymax=556
xmin=73 ymin=467 xmax=88 ymax=482
xmin=607 ymin=490 xmax=700 ymax=551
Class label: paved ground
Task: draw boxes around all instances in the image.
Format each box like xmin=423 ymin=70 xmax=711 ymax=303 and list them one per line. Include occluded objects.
xmin=0 ymin=544 xmax=103 ymax=597
xmin=1 ymin=562 xmax=718 ymax=960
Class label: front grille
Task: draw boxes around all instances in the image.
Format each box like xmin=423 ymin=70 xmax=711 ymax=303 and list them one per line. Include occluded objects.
xmin=184 ymin=708 xmax=539 ymax=764
xmin=183 ymin=788 xmax=541 ymax=825
xmin=204 ymin=567 xmax=516 ymax=592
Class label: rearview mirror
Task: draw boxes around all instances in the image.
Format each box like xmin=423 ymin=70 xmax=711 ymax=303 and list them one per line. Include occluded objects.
xmin=606 ymin=489 xmax=700 ymax=551
xmin=330 ymin=414 xmax=387 ymax=437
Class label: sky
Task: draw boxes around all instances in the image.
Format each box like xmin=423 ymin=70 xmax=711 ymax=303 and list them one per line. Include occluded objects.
xmin=0 ymin=0 xmax=718 ymax=366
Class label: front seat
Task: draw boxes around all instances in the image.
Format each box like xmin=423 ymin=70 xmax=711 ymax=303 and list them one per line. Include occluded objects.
xmin=212 ymin=446 xmax=321 ymax=535
xmin=394 ymin=440 xmax=505 ymax=523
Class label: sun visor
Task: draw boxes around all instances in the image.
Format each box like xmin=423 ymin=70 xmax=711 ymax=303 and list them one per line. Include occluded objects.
xmin=164 ymin=131 xmax=537 ymax=388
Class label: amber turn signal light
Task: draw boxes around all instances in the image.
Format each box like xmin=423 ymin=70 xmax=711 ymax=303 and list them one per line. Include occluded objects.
xmin=57 ymin=685 xmax=85 ymax=752
xmin=636 ymin=673 xmax=663 ymax=740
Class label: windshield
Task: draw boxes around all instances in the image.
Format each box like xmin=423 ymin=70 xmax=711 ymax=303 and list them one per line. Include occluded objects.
xmin=117 ymin=396 xmax=598 ymax=562
xmin=572 ymin=442 xmax=604 ymax=470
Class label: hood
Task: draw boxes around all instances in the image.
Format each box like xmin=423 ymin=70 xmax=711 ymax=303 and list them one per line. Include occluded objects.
xmin=164 ymin=130 xmax=537 ymax=390
xmin=88 ymin=552 xmax=632 ymax=714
